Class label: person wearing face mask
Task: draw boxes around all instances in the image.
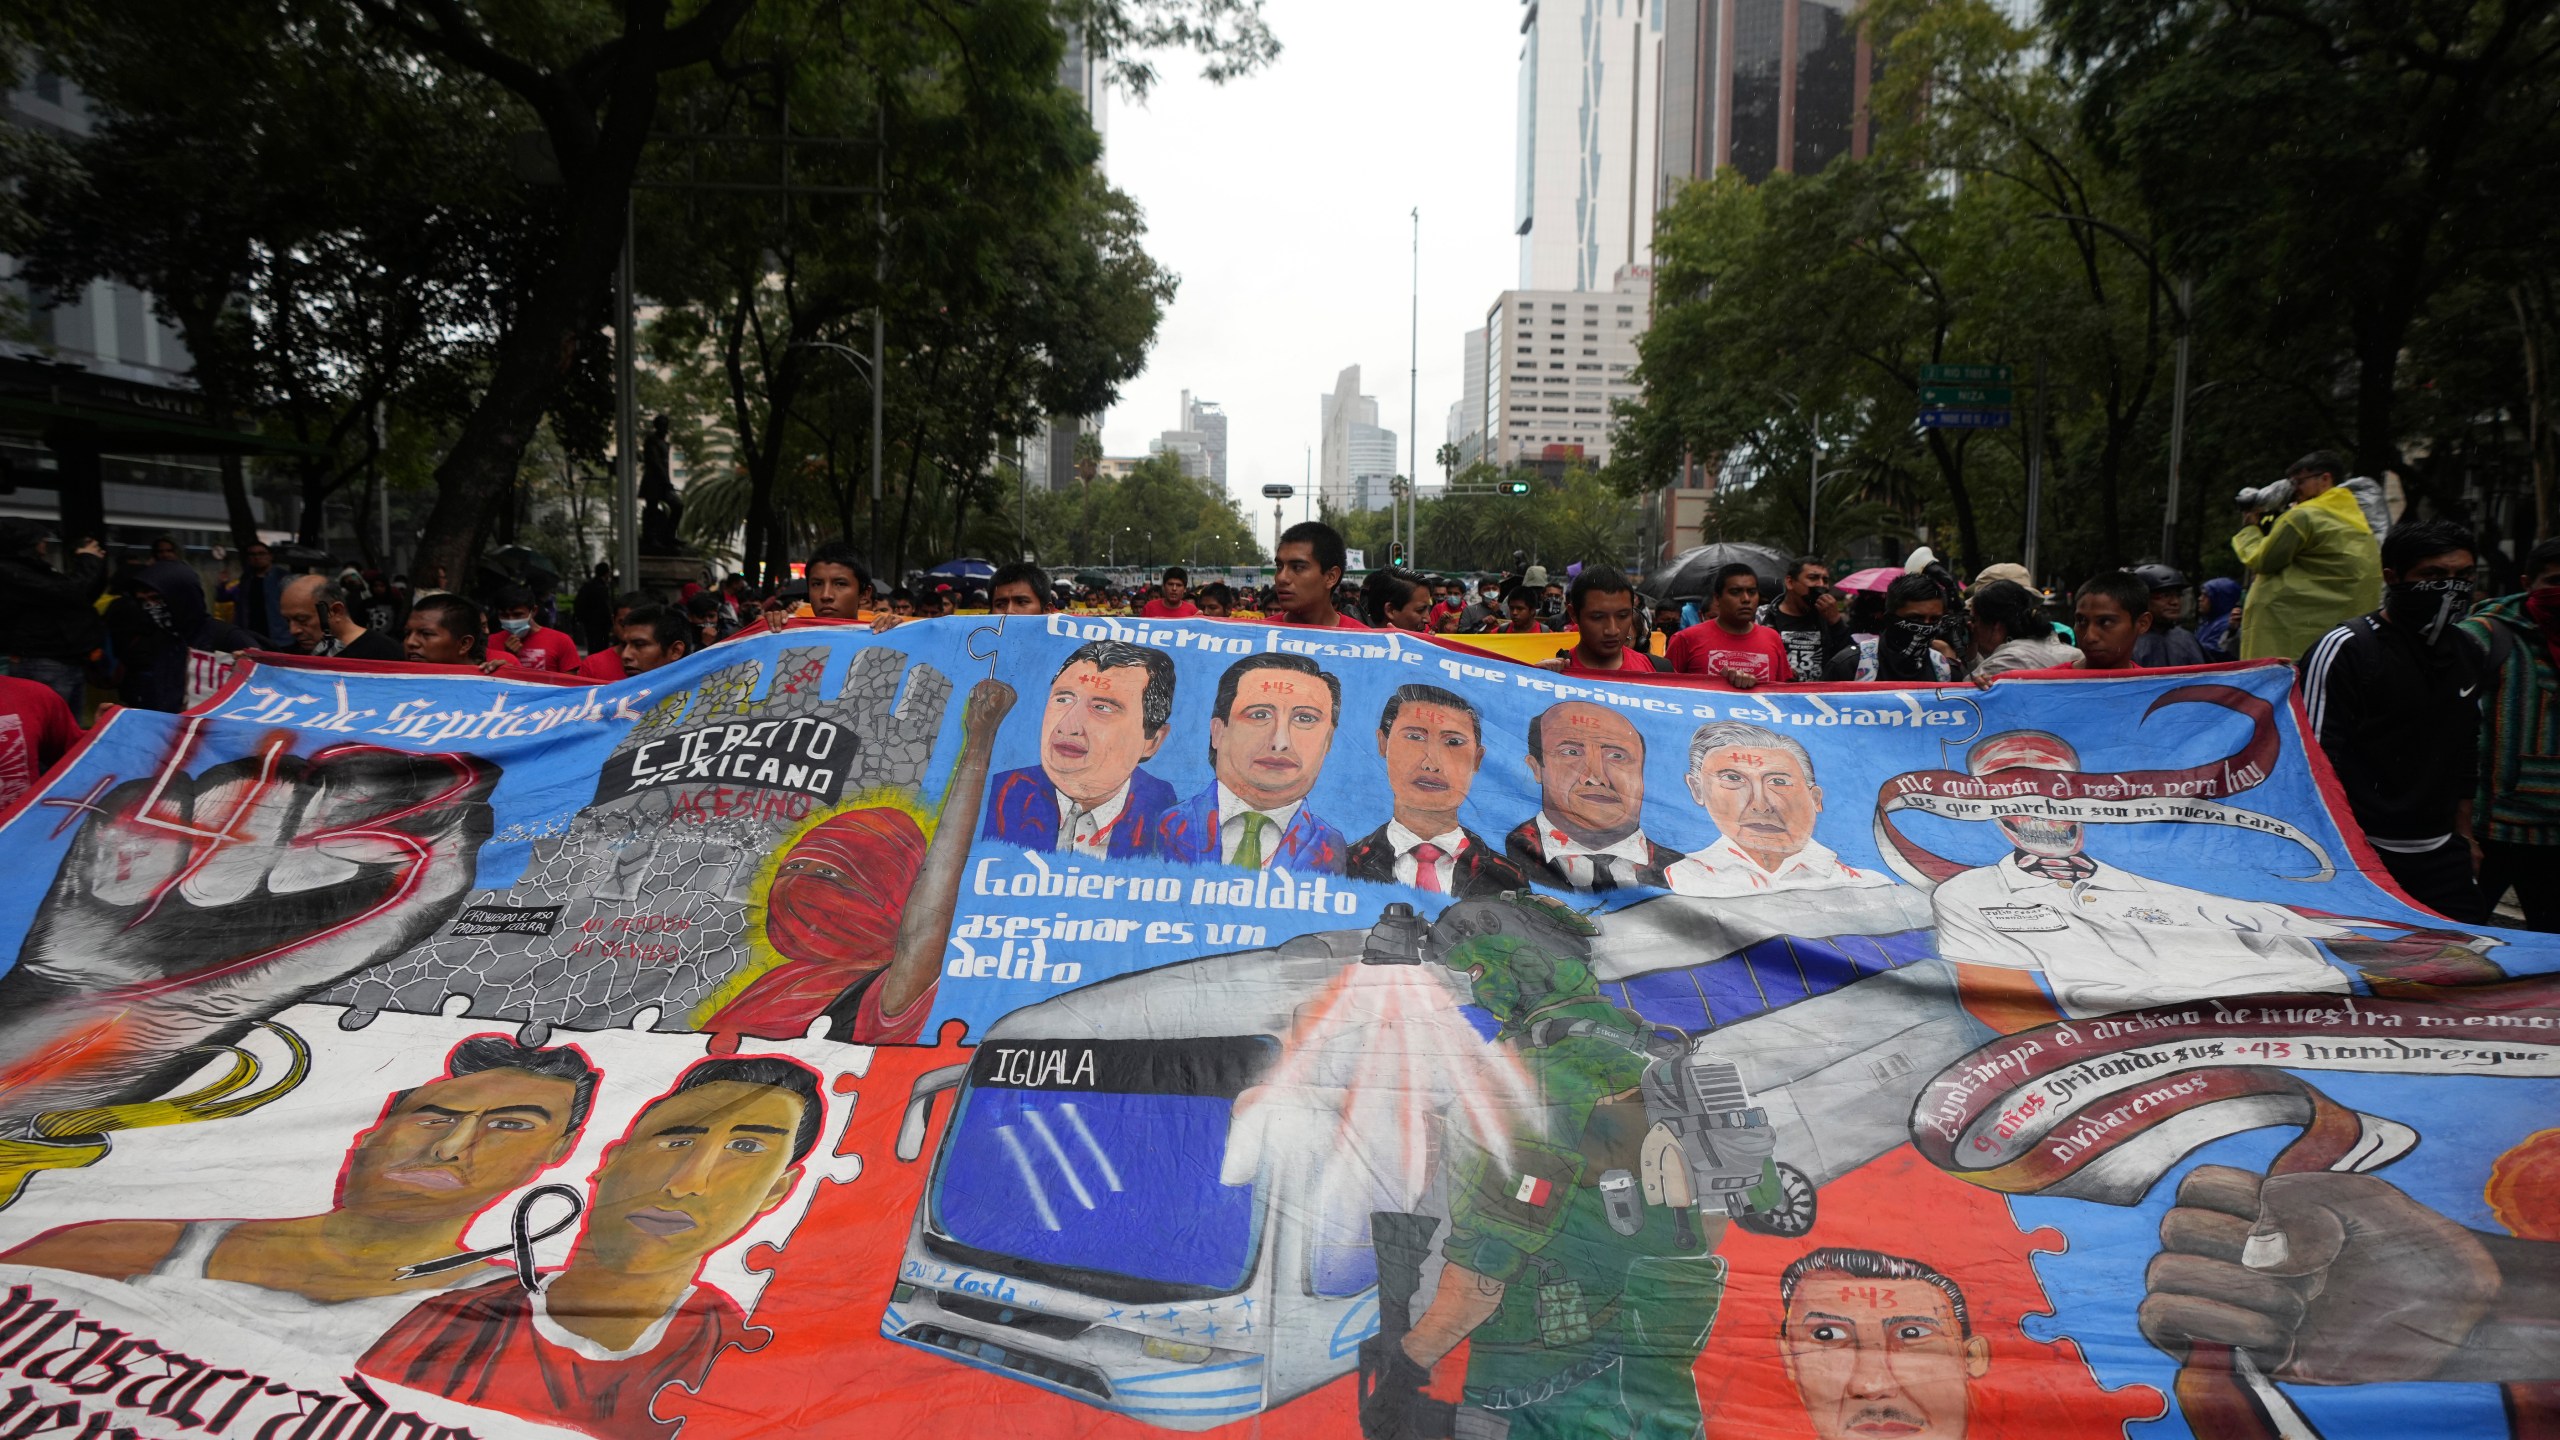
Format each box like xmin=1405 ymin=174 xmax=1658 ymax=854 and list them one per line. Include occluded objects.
xmin=2461 ymin=537 xmax=2560 ymax=932
xmin=483 ymin=585 xmax=582 ymax=674
xmin=2299 ymin=520 xmax=2490 ymax=922
xmin=1827 ymin=574 xmax=1961 ymax=681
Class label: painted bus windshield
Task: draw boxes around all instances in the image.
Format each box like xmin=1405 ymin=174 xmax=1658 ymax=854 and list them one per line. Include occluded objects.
xmin=930 ymin=1036 xmax=1275 ymax=1297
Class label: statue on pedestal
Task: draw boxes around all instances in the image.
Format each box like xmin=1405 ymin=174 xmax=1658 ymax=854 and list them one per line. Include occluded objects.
xmin=639 ymin=415 xmax=687 ymax=556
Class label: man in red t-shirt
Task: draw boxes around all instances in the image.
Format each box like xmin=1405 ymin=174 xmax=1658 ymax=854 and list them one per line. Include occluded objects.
xmin=1667 ymin=563 xmax=1788 ymax=687
xmin=0 ymin=675 xmax=80 ymax=810
xmin=1546 ymin=566 xmax=1667 ymax=675
xmin=483 ymin=585 xmax=582 ymax=674
xmin=362 ymin=1056 xmax=821 ymax=1440
xmin=1272 ymin=522 xmax=1366 ymax=628
xmin=1140 ymin=567 xmax=1200 ymax=619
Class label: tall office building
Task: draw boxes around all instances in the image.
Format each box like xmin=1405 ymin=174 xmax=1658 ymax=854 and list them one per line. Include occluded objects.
xmin=1657 ymin=0 xmax=1873 ymax=194
xmin=1516 ymin=0 xmax=1665 ymax=292
xmin=1180 ymin=390 xmax=1227 ymax=489
xmin=1148 ymin=432 xmax=1211 ymax=480
xmin=1032 ymin=24 xmax=1110 ymax=493
xmin=1 ymin=69 xmax=298 ymax=550
xmin=1475 ymin=265 xmax=1653 ymax=470
xmin=1319 ymin=367 xmax=1399 ymax=513
xmin=1450 ymin=328 xmax=1491 ymax=467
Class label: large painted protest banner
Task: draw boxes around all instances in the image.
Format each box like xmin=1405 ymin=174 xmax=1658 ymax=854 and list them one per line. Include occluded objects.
xmin=0 ymin=613 xmax=2551 ymax=1440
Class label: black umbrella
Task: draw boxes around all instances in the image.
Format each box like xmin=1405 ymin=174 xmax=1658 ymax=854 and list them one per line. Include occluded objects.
xmin=1641 ymin=543 xmax=1791 ymax=601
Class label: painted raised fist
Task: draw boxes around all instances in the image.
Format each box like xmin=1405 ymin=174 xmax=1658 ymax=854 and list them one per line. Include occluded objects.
xmin=0 ymin=741 xmax=497 ymax=1134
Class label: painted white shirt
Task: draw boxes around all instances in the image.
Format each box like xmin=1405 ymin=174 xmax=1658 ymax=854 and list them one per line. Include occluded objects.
xmin=1384 ymin=819 xmax=1470 ymax=890
xmin=1054 ymin=781 xmax=1130 ymax=860
xmin=1931 ymin=854 xmax=2350 ymax=1019
xmin=1216 ymin=783 xmax=1302 ymax=868
xmin=121 ymin=1220 xmax=481 ymax=1368
xmin=1664 ymin=834 xmax=1893 ymax=898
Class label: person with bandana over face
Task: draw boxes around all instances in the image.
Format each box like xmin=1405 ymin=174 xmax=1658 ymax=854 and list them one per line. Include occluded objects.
xmin=1826 ymin=574 xmax=1961 ymax=681
xmin=2299 ymin=520 xmax=2492 ymax=922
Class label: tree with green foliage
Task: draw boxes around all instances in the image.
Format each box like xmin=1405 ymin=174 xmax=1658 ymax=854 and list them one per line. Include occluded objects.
xmin=3 ymin=0 xmax=1273 ymax=579
xmin=1327 ymin=467 xmax=1637 ymax=575
xmin=2053 ymin=0 xmax=2560 ymax=511
xmin=1023 ymin=455 xmax=1260 ymax=568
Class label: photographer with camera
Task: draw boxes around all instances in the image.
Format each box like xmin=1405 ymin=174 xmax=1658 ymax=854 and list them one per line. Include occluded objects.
xmin=2232 ymin=451 xmax=2383 ymax=662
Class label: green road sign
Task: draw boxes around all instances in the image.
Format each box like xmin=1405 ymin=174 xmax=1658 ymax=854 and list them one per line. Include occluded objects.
xmin=1920 ymin=384 xmax=2014 ymax=406
xmin=1918 ymin=363 xmax=2015 ymax=384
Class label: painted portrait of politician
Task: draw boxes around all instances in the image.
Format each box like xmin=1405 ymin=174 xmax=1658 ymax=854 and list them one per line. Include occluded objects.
xmin=1344 ymin=684 xmax=1528 ymax=897
xmin=981 ymin=640 xmax=1178 ymax=860
xmin=1780 ymin=1248 xmax=1992 ymax=1440
xmin=1505 ymin=700 xmax=1682 ymax=892
xmin=362 ymin=1056 xmax=823 ymax=1440
xmin=1663 ymin=721 xmax=1894 ymax=898
xmin=0 ymin=1035 xmax=597 ymax=1368
xmin=1155 ymin=653 xmax=1347 ymax=873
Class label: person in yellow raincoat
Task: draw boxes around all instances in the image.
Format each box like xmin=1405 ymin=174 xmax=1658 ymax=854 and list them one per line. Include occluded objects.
xmin=2232 ymin=451 xmax=2383 ymax=662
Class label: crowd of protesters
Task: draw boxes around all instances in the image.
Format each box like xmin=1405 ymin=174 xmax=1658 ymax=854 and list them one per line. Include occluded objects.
xmin=3 ymin=449 xmax=2554 ymax=930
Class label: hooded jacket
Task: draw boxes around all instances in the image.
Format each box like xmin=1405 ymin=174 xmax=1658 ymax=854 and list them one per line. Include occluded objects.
xmin=2232 ymin=485 xmax=2383 ymax=663
xmin=0 ymin=546 xmax=106 ymax=662
xmin=2460 ymin=592 xmax=2560 ymax=847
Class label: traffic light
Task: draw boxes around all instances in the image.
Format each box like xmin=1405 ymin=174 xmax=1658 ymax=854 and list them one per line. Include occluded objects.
xmin=1388 ymin=541 xmax=1406 ymax=566
xmin=1502 ymin=479 xmax=1532 ymax=495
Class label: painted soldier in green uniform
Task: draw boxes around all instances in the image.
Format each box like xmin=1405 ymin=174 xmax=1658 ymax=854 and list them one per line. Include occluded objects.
xmin=1362 ymin=894 xmax=1731 ymax=1440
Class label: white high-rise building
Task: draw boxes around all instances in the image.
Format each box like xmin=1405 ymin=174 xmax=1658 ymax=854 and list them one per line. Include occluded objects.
xmin=1452 ymin=327 xmax=1491 ymax=466
xmin=1030 ymin=25 xmax=1109 ymax=492
xmin=1479 ymin=265 xmax=1653 ymax=469
xmin=1181 ymin=390 xmax=1228 ymax=489
xmin=1319 ymin=366 xmax=1399 ymax=513
xmin=1517 ymin=0 xmax=1664 ymax=292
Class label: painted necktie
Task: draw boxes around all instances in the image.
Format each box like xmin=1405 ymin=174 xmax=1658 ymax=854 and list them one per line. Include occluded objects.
xmin=1233 ymin=812 xmax=1274 ymax=870
xmin=1410 ymin=841 xmax=1447 ymax=893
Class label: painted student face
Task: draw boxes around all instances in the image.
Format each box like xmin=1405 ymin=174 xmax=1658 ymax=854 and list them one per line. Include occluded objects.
xmin=1782 ymin=1270 xmax=1989 ymax=1440
xmin=1529 ymin=702 xmax=1646 ymax=841
xmin=1042 ymin=661 xmax=1164 ymax=807
xmin=342 ymin=1067 xmax=580 ymax=1221
xmin=579 ymin=1080 xmax=804 ymax=1276
xmin=1212 ymin=665 xmax=1337 ymax=809
xmin=1687 ymin=743 xmax=1821 ymax=865
xmin=1379 ymin=702 xmax=1483 ymax=818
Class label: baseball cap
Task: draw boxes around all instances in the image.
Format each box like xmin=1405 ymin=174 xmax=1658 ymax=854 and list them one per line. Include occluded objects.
xmin=1974 ymin=562 xmax=2033 ymax=588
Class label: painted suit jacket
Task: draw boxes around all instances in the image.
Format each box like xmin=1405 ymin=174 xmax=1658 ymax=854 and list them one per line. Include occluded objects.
xmin=1155 ymin=782 xmax=1346 ymax=873
xmin=1503 ymin=819 xmax=1681 ymax=892
xmin=1344 ymin=824 xmax=1528 ymax=898
xmin=981 ymin=764 xmax=1177 ymax=860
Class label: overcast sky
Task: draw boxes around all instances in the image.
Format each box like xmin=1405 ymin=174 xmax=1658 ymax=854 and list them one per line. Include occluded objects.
xmin=1094 ymin=0 xmax=1523 ymax=554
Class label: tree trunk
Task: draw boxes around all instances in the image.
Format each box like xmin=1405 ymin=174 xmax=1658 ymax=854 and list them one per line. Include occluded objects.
xmin=402 ymin=2 xmax=746 ymax=586
xmin=219 ymin=453 xmax=260 ymax=553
